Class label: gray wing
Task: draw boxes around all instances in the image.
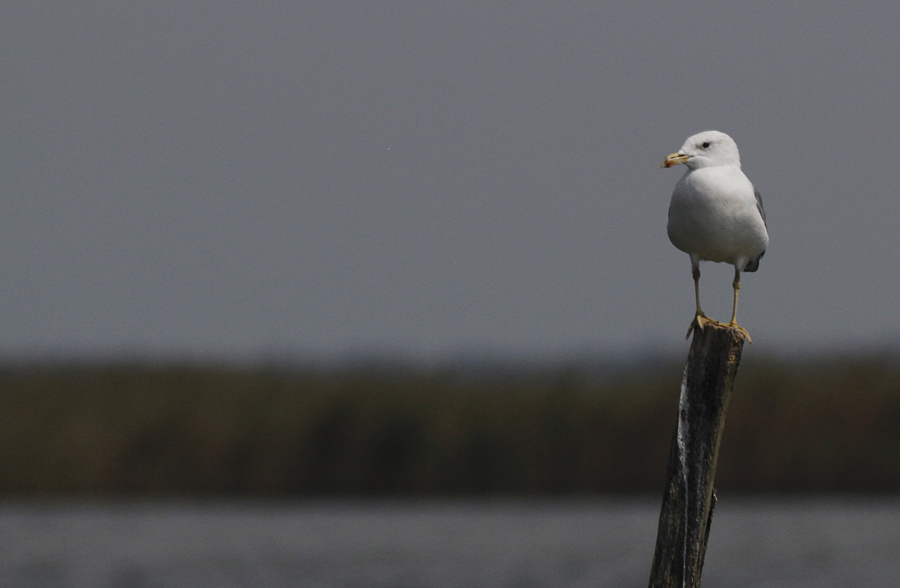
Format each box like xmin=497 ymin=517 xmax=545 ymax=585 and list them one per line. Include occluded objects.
xmin=743 ymin=186 xmax=767 ymax=273
xmin=754 ymin=187 xmax=767 ymax=227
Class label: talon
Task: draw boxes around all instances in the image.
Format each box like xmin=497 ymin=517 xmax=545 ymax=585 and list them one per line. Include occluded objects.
xmin=685 ymin=313 xmax=718 ymax=339
xmin=725 ymin=321 xmax=752 ymax=342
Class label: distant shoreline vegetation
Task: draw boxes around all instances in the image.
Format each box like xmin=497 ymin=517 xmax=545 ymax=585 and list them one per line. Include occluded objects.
xmin=1 ymin=355 xmax=899 ymax=496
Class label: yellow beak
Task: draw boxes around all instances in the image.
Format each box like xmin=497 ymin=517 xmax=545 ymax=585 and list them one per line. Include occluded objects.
xmin=661 ymin=152 xmax=690 ymax=168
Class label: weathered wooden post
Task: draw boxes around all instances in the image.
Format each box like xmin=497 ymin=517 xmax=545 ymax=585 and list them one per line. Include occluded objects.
xmin=648 ymin=323 xmax=746 ymax=588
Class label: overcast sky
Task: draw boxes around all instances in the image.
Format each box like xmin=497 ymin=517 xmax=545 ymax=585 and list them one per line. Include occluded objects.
xmin=2 ymin=2 xmax=899 ymax=361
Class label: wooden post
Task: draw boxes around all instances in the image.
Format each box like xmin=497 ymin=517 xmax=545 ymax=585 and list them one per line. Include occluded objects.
xmin=648 ymin=323 xmax=746 ymax=588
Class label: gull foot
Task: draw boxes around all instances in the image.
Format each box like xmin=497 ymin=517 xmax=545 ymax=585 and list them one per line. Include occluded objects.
xmin=724 ymin=321 xmax=752 ymax=343
xmin=685 ymin=313 xmax=719 ymax=340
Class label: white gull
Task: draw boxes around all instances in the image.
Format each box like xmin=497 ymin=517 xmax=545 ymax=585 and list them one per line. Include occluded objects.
xmin=662 ymin=130 xmax=768 ymax=340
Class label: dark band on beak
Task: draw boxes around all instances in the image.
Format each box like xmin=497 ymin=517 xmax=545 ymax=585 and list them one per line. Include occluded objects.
xmin=662 ymin=152 xmax=691 ymax=168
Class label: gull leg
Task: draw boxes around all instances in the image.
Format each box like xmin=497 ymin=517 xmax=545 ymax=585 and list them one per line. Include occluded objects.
xmin=686 ymin=257 xmax=716 ymax=339
xmin=726 ymin=266 xmax=751 ymax=341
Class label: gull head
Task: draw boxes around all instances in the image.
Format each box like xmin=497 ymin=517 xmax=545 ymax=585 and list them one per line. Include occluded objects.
xmin=661 ymin=130 xmax=741 ymax=170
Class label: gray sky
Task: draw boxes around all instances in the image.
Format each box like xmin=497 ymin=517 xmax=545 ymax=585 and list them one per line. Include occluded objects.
xmin=2 ymin=2 xmax=900 ymax=360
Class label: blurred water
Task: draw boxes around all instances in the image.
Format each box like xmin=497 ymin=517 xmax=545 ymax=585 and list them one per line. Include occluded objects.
xmin=0 ymin=497 xmax=898 ymax=587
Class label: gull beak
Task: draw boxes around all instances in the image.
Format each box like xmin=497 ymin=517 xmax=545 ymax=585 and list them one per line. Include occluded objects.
xmin=662 ymin=151 xmax=690 ymax=169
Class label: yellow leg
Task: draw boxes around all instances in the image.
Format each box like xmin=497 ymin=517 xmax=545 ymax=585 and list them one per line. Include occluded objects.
xmin=686 ymin=263 xmax=717 ymax=339
xmin=725 ymin=267 xmax=751 ymax=342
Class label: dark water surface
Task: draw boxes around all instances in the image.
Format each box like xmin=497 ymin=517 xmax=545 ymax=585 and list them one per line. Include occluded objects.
xmin=0 ymin=498 xmax=897 ymax=587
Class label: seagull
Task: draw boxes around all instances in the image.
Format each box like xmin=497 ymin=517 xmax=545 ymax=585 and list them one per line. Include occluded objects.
xmin=662 ymin=131 xmax=768 ymax=341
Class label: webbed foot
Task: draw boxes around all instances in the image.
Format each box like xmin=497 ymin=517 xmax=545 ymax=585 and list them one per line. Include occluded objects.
xmin=724 ymin=320 xmax=751 ymax=342
xmin=685 ymin=312 xmax=719 ymax=340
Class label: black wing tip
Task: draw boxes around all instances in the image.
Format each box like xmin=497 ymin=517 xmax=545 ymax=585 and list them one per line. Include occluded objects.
xmin=744 ymin=250 xmax=765 ymax=272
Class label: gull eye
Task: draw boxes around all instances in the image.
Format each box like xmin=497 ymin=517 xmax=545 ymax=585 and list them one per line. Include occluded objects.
xmin=701 ymin=141 xmax=711 ymax=149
